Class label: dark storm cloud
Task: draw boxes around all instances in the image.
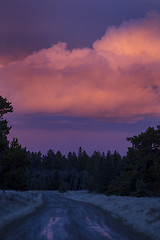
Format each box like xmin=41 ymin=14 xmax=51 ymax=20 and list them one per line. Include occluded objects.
xmin=6 ymin=113 xmax=160 ymax=155
xmin=6 ymin=113 xmax=160 ymax=134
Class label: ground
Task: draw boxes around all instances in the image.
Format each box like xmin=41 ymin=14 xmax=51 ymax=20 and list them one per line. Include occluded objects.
xmin=0 ymin=190 xmax=159 ymax=239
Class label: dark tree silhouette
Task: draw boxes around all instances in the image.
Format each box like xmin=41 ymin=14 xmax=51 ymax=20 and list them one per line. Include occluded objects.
xmin=0 ymin=96 xmax=13 ymax=156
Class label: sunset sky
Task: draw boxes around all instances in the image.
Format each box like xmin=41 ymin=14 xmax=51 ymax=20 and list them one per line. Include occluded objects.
xmin=1 ymin=0 xmax=160 ymax=155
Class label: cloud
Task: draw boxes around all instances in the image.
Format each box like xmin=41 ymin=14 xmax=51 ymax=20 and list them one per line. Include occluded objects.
xmin=1 ymin=11 xmax=160 ymax=122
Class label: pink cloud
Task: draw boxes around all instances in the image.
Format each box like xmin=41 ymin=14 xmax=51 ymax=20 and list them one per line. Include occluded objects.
xmin=1 ymin=11 xmax=160 ymax=122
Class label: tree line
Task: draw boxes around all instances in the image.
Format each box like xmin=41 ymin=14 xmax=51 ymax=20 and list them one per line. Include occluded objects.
xmin=0 ymin=96 xmax=160 ymax=196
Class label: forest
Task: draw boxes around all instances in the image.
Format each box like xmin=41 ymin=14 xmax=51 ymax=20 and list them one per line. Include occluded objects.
xmin=0 ymin=96 xmax=160 ymax=197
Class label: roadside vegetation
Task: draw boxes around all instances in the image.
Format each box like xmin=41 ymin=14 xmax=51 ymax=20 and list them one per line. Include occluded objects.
xmin=0 ymin=95 xmax=160 ymax=197
xmin=0 ymin=190 xmax=42 ymax=230
xmin=64 ymin=191 xmax=160 ymax=240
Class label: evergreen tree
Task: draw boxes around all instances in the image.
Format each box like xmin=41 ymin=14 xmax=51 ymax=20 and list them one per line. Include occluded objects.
xmin=126 ymin=126 xmax=160 ymax=196
xmin=1 ymin=138 xmax=29 ymax=190
xmin=0 ymin=96 xmax=13 ymax=158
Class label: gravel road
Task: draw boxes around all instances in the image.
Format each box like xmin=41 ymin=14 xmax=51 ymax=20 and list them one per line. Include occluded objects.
xmin=0 ymin=192 xmax=151 ymax=240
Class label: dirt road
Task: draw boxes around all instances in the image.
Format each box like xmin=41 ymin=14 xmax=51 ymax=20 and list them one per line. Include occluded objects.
xmin=0 ymin=192 xmax=151 ymax=240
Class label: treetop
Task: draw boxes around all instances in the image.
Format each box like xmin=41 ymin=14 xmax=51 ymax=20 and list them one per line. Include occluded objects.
xmin=0 ymin=96 xmax=13 ymax=119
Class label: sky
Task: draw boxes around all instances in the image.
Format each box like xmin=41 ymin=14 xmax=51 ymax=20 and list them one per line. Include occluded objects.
xmin=1 ymin=0 xmax=160 ymax=156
